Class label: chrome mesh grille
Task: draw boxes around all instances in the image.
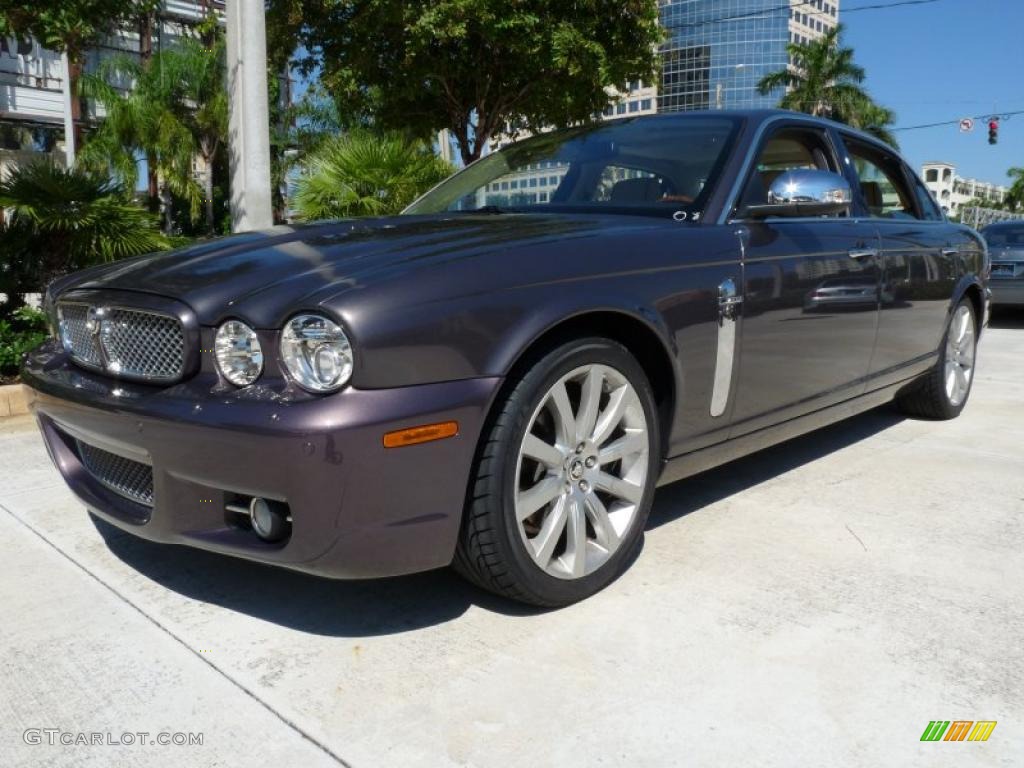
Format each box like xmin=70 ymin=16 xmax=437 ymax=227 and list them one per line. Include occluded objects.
xmin=57 ymin=301 xmax=185 ymax=382
xmin=101 ymin=309 xmax=185 ymax=380
xmin=76 ymin=440 xmax=154 ymax=507
xmin=57 ymin=303 xmax=103 ymax=366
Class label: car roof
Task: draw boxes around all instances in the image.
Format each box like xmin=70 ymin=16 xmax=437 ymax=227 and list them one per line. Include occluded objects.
xmin=982 ymin=219 xmax=1024 ymax=230
xmin=624 ymin=109 xmax=899 ymax=153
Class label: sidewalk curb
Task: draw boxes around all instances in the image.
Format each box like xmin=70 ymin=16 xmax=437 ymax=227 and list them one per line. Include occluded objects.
xmin=0 ymin=384 xmax=29 ymax=418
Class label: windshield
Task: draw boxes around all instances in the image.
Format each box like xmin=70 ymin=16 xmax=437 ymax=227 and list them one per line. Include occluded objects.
xmin=983 ymin=225 xmax=1024 ymax=247
xmin=404 ymin=115 xmax=741 ymax=221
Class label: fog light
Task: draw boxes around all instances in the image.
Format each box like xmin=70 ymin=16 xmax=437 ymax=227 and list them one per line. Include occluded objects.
xmin=249 ymin=497 xmax=290 ymax=542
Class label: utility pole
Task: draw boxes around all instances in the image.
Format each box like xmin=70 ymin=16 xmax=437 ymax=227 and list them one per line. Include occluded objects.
xmin=60 ymin=52 xmax=76 ymax=166
xmin=226 ymin=0 xmax=274 ymax=232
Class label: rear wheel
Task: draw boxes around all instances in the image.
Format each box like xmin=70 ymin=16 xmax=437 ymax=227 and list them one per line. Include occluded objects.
xmin=896 ymin=298 xmax=977 ymax=419
xmin=454 ymin=338 xmax=659 ymax=607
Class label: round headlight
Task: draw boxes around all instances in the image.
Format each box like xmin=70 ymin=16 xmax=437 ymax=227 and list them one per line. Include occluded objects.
xmin=215 ymin=320 xmax=264 ymax=386
xmin=280 ymin=314 xmax=353 ymax=393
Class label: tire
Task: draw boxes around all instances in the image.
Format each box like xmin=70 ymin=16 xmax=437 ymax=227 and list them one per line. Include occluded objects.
xmin=895 ymin=297 xmax=978 ymax=420
xmin=454 ymin=338 xmax=660 ymax=607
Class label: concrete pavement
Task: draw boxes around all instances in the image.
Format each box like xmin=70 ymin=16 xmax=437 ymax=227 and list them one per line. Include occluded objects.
xmin=1 ymin=320 xmax=1022 ymax=768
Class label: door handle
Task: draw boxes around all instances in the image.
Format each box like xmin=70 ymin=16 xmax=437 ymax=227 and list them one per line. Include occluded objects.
xmin=941 ymin=248 xmax=959 ymax=257
xmin=716 ymin=278 xmax=743 ymax=324
xmin=848 ymin=248 xmax=878 ymax=260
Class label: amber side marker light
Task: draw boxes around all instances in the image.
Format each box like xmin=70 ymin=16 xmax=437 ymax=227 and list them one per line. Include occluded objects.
xmin=383 ymin=421 xmax=459 ymax=448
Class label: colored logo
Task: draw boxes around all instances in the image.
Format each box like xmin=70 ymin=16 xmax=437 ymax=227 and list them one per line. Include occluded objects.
xmin=920 ymin=721 xmax=997 ymax=742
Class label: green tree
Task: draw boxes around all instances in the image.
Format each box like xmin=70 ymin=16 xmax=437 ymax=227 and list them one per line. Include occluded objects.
xmin=757 ymin=25 xmax=870 ymax=118
xmin=0 ymin=1 xmax=157 ymax=54
xmin=157 ymin=36 xmax=228 ymax=234
xmin=757 ymin=25 xmax=899 ymax=148
xmin=293 ymin=131 xmax=454 ymax=220
xmin=1005 ymin=167 xmax=1024 ymax=212
xmin=269 ymin=84 xmax=347 ymax=222
xmin=273 ymin=0 xmax=662 ymax=165
xmin=78 ymin=37 xmax=228 ymax=234
xmin=845 ymin=98 xmax=900 ymax=150
xmin=0 ymin=162 xmax=169 ymax=306
xmin=0 ymin=2 xmax=161 ymax=149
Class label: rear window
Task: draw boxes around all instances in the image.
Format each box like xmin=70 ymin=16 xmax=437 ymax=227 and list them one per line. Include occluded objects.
xmin=983 ymin=226 xmax=1024 ymax=246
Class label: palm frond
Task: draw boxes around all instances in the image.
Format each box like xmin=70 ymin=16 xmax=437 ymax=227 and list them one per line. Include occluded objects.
xmin=293 ymin=131 xmax=454 ymax=221
xmin=0 ymin=162 xmax=170 ymax=295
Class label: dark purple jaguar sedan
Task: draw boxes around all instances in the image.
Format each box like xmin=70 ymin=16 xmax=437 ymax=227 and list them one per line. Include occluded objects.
xmin=23 ymin=111 xmax=988 ymax=606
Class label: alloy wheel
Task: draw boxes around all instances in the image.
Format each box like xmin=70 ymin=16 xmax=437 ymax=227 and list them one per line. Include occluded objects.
xmin=514 ymin=364 xmax=651 ymax=580
xmin=944 ymin=304 xmax=976 ymax=407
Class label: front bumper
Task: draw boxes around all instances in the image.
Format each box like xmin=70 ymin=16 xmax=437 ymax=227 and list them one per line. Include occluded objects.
xmin=22 ymin=341 xmax=501 ymax=578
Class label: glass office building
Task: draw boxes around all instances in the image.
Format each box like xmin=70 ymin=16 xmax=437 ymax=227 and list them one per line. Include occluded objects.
xmin=658 ymin=0 xmax=840 ymax=112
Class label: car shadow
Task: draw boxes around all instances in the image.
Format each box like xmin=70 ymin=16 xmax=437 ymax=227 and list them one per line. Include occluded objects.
xmin=988 ymin=308 xmax=1024 ymax=329
xmin=647 ymin=404 xmax=905 ymax=529
xmin=91 ymin=404 xmax=905 ymax=638
xmin=90 ymin=515 xmax=547 ymax=637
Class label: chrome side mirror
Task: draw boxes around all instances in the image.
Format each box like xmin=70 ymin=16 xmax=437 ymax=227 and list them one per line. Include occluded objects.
xmin=745 ymin=169 xmax=852 ymax=219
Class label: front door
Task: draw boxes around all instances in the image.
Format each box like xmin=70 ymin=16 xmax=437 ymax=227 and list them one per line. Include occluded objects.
xmin=726 ymin=125 xmax=881 ymax=438
xmin=838 ymin=135 xmax=960 ymax=388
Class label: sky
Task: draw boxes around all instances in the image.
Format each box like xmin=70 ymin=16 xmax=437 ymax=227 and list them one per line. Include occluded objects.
xmin=841 ymin=0 xmax=1024 ymax=185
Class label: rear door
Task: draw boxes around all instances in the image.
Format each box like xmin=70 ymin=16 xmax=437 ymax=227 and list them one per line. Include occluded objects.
xmin=726 ymin=122 xmax=881 ymax=438
xmin=836 ymin=134 xmax=959 ymax=389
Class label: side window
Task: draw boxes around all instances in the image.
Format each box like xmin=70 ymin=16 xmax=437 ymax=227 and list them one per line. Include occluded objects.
xmin=911 ymin=175 xmax=943 ymax=221
xmin=737 ymin=128 xmax=840 ymax=215
xmin=843 ymin=139 xmax=919 ymax=220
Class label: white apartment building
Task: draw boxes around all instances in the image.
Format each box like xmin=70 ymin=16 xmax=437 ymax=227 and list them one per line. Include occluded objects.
xmin=921 ymin=161 xmax=1009 ymax=215
xmin=482 ymin=78 xmax=659 ymax=157
xmin=0 ymin=1 xmax=224 ymax=176
xmin=600 ymin=79 xmax=659 ymax=121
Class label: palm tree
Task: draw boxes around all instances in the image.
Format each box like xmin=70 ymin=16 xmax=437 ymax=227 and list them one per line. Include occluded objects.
xmin=270 ymin=85 xmax=343 ymax=222
xmin=293 ymin=131 xmax=454 ymax=220
xmin=844 ymin=98 xmax=900 ymax=150
xmin=0 ymin=162 xmax=169 ymax=304
xmin=1006 ymin=167 xmax=1024 ymax=212
xmin=153 ymin=37 xmax=228 ymax=233
xmin=757 ymin=25 xmax=900 ymax=148
xmin=757 ymin=25 xmax=869 ymax=118
xmin=78 ymin=38 xmax=227 ymax=234
xmin=78 ymin=55 xmax=198 ymax=234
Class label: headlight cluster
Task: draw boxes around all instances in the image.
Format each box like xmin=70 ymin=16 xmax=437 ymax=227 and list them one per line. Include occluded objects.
xmin=215 ymin=320 xmax=264 ymax=386
xmin=280 ymin=314 xmax=353 ymax=392
xmin=213 ymin=313 xmax=352 ymax=393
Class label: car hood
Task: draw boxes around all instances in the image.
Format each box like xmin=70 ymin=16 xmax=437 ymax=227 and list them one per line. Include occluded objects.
xmin=61 ymin=213 xmax=666 ymax=327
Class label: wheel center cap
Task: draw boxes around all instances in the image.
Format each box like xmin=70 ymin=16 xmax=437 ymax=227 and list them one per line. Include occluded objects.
xmin=569 ymin=459 xmax=584 ymax=479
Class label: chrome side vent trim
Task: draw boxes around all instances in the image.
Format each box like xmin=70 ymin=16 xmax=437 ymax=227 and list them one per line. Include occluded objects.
xmin=710 ymin=277 xmax=742 ymax=418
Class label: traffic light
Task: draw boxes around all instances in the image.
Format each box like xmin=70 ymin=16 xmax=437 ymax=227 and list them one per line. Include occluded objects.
xmin=989 ymin=119 xmax=999 ymax=145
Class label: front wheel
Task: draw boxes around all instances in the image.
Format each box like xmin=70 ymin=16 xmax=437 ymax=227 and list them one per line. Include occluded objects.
xmin=454 ymin=338 xmax=660 ymax=607
xmin=896 ymin=298 xmax=978 ymax=419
